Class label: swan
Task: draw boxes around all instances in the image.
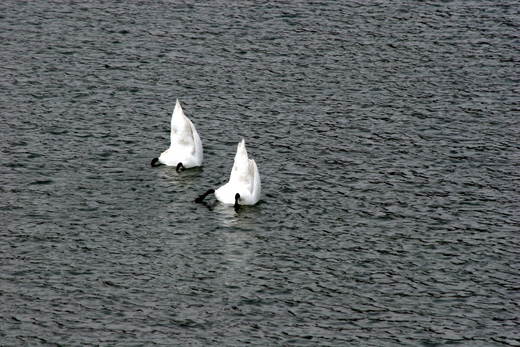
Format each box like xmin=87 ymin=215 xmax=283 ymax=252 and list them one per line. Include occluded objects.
xmin=151 ymin=99 xmax=203 ymax=171
xmin=195 ymin=139 xmax=261 ymax=208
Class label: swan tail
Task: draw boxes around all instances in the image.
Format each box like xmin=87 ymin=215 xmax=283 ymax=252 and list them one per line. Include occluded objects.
xmin=170 ymin=100 xmax=195 ymax=148
xmin=250 ymin=159 xmax=261 ymax=201
xmin=229 ymin=140 xmax=252 ymax=190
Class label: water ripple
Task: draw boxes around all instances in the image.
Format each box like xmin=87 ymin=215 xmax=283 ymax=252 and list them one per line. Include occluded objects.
xmin=1 ymin=0 xmax=519 ymax=346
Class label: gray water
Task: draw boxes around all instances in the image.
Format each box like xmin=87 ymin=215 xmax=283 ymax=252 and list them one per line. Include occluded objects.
xmin=1 ymin=1 xmax=519 ymax=346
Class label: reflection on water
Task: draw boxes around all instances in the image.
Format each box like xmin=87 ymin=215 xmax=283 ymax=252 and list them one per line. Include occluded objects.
xmin=213 ymin=203 xmax=239 ymax=227
xmin=221 ymin=228 xmax=255 ymax=286
xmin=201 ymin=200 xmax=263 ymax=229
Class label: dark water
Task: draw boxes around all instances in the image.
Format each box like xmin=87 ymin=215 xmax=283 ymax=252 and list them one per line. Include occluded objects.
xmin=1 ymin=1 xmax=519 ymax=345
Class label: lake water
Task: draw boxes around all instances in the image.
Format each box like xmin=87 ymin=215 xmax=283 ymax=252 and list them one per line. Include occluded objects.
xmin=1 ymin=1 xmax=519 ymax=346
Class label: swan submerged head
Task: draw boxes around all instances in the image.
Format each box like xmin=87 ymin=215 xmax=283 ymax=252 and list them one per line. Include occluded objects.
xmin=151 ymin=99 xmax=203 ymax=170
xmin=195 ymin=139 xmax=261 ymax=207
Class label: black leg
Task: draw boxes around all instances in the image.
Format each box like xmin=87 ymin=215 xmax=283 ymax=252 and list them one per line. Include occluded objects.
xmin=176 ymin=162 xmax=184 ymax=172
xmin=234 ymin=193 xmax=241 ymax=210
xmin=195 ymin=189 xmax=215 ymax=203
xmin=151 ymin=158 xmax=160 ymax=167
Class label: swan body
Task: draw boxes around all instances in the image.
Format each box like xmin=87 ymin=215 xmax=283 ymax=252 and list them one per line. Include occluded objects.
xmin=214 ymin=139 xmax=261 ymax=206
xmin=152 ymin=99 xmax=202 ymax=169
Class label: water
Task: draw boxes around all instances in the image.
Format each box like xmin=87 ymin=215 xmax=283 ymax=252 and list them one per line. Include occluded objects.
xmin=1 ymin=1 xmax=519 ymax=345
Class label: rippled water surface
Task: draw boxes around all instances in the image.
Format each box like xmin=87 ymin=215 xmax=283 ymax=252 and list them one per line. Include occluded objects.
xmin=1 ymin=1 xmax=519 ymax=346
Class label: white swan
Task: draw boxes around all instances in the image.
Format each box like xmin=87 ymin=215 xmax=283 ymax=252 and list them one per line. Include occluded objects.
xmin=151 ymin=99 xmax=203 ymax=171
xmin=195 ymin=139 xmax=261 ymax=208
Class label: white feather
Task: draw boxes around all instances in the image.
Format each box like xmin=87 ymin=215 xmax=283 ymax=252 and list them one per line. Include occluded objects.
xmin=215 ymin=139 xmax=261 ymax=205
xmin=157 ymin=99 xmax=203 ymax=168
